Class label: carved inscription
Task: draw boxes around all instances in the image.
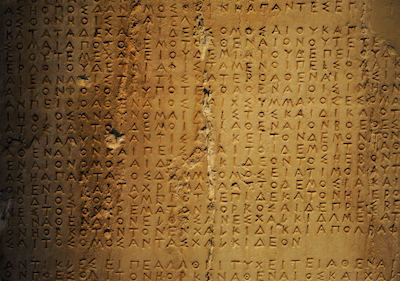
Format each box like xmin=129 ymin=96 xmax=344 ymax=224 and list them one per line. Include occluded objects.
xmin=1 ymin=0 xmax=400 ymax=280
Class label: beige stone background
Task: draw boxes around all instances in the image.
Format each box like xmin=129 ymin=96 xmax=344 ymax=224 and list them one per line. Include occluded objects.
xmin=0 ymin=0 xmax=400 ymax=280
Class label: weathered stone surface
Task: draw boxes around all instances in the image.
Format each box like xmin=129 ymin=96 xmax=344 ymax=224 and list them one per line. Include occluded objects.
xmin=1 ymin=0 xmax=400 ymax=280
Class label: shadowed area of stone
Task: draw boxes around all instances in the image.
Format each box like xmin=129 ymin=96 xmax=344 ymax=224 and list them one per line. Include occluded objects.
xmin=371 ymin=0 xmax=400 ymax=52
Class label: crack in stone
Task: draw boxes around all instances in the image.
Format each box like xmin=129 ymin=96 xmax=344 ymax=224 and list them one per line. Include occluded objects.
xmin=195 ymin=7 xmax=216 ymax=279
xmin=202 ymin=86 xmax=216 ymax=279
